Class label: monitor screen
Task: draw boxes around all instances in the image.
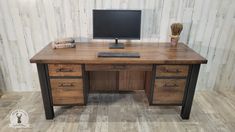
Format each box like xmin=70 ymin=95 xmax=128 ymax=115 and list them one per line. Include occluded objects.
xmin=93 ymin=10 xmax=141 ymax=39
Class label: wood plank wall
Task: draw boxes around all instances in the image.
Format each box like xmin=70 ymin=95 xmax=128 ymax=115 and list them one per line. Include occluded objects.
xmin=0 ymin=0 xmax=234 ymax=91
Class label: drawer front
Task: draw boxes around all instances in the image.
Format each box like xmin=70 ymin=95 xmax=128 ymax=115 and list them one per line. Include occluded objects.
xmin=48 ymin=64 xmax=82 ymax=76
xmin=50 ymin=79 xmax=84 ymax=105
xmin=153 ymin=79 xmax=186 ymax=104
xmin=86 ymin=64 xmax=152 ymax=71
xmin=156 ymin=65 xmax=189 ymax=77
xmin=52 ymin=97 xmax=83 ymax=105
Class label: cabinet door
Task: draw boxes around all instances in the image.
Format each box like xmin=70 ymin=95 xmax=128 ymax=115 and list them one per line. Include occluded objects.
xmin=89 ymin=71 xmax=117 ymax=92
xmin=119 ymin=71 xmax=145 ymax=91
xmin=153 ymin=79 xmax=186 ymax=104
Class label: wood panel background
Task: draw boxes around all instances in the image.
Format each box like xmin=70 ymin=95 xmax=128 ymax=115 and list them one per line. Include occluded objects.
xmin=0 ymin=0 xmax=234 ymax=91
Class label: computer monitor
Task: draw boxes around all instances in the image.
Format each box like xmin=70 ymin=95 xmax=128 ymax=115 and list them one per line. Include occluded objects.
xmin=93 ymin=10 xmax=141 ymax=49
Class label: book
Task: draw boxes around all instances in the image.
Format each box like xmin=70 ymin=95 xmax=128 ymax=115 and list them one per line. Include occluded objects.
xmin=54 ymin=37 xmax=75 ymax=44
xmin=52 ymin=42 xmax=76 ymax=49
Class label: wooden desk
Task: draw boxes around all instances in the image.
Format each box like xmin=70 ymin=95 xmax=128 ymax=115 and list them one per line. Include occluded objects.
xmin=30 ymin=42 xmax=207 ymax=120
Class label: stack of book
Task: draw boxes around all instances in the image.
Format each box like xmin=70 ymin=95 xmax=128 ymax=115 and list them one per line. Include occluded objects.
xmin=52 ymin=37 xmax=76 ymax=49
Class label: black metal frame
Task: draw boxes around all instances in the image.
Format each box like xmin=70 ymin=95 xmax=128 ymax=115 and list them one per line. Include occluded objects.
xmin=82 ymin=64 xmax=88 ymax=105
xmin=37 ymin=63 xmax=201 ymax=120
xmin=149 ymin=64 xmax=156 ymax=104
xmin=149 ymin=64 xmax=201 ymax=119
xmin=37 ymin=64 xmax=54 ymax=119
xmin=181 ymin=64 xmax=200 ymax=119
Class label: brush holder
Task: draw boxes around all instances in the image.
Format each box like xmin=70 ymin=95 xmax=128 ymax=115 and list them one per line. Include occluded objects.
xmin=170 ymin=35 xmax=179 ymax=46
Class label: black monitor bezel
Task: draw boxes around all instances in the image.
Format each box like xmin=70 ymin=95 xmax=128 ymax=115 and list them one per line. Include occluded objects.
xmin=92 ymin=9 xmax=141 ymax=40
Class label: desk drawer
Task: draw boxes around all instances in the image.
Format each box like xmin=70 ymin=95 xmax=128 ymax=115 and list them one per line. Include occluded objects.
xmin=53 ymin=97 xmax=84 ymax=105
xmin=48 ymin=64 xmax=82 ymax=76
xmin=50 ymin=79 xmax=84 ymax=105
xmin=86 ymin=64 xmax=152 ymax=71
xmin=153 ymin=79 xmax=186 ymax=104
xmin=156 ymin=65 xmax=189 ymax=77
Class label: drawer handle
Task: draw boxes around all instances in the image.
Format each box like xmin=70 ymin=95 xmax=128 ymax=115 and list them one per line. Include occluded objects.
xmin=165 ymin=68 xmax=180 ymax=73
xmin=59 ymin=83 xmax=74 ymax=87
xmin=113 ymin=65 xmax=126 ymax=69
xmin=56 ymin=68 xmax=73 ymax=72
xmin=164 ymin=83 xmax=178 ymax=87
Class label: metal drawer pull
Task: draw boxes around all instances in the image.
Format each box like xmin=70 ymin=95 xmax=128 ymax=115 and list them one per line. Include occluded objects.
xmin=164 ymin=83 xmax=178 ymax=87
xmin=59 ymin=83 xmax=74 ymax=87
xmin=165 ymin=68 xmax=180 ymax=73
xmin=56 ymin=68 xmax=73 ymax=72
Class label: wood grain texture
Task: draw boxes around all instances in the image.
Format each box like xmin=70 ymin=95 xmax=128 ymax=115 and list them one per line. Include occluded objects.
xmin=119 ymin=71 xmax=145 ymax=91
xmin=89 ymin=71 xmax=117 ymax=92
xmin=52 ymin=97 xmax=84 ymax=105
xmin=153 ymin=79 xmax=186 ymax=104
xmin=86 ymin=64 xmax=152 ymax=71
xmin=145 ymin=71 xmax=153 ymax=101
xmin=156 ymin=65 xmax=189 ymax=77
xmin=30 ymin=42 xmax=207 ymax=64
xmin=48 ymin=64 xmax=82 ymax=76
xmin=0 ymin=0 xmax=234 ymax=91
xmin=88 ymin=66 xmax=150 ymax=91
xmin=1 ymin=91 xmax=235 ymax=131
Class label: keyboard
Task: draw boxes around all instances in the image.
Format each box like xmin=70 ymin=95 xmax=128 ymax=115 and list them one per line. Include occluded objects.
xmin=98 ymin=52 xmax=140 ymax=58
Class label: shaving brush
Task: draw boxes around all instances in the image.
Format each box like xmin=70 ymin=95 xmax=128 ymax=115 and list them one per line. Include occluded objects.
xmin=170 ymin=23 xmax=183 ymax=46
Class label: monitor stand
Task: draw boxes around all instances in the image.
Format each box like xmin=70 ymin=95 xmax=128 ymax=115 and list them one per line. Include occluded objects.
xmin=109 ymin=38 xmax=124 ymax=49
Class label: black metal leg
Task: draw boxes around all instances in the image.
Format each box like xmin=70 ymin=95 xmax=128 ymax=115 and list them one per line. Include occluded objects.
xmin=82 ymin=64 xmax=89 ymax=105
xmin=37 ymin=64 xmax=54 ymax=119
xmin=149 ymin=64 xmax=156 ymax=105
xmin=181 ymin=64 xmax=200 ymax=119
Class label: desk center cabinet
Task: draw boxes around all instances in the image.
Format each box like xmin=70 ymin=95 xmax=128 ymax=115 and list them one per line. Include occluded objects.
xmin=31 ymin=42 xmax=207 ymax=120
xmin=45 ymin=64 xmax=191 ymax=106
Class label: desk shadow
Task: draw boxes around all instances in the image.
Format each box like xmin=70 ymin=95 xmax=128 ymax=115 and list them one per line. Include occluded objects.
xmin=53 ymin=92 xmax=184 ymax=123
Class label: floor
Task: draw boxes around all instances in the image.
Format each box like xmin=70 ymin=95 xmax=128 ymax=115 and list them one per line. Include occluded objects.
xmin=0 ymin=91 xmax=235 ymax=132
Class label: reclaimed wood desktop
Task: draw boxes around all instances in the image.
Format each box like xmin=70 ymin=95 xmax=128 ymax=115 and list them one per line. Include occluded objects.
xmin=30 ymin=42 xmax=207 ymax=120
